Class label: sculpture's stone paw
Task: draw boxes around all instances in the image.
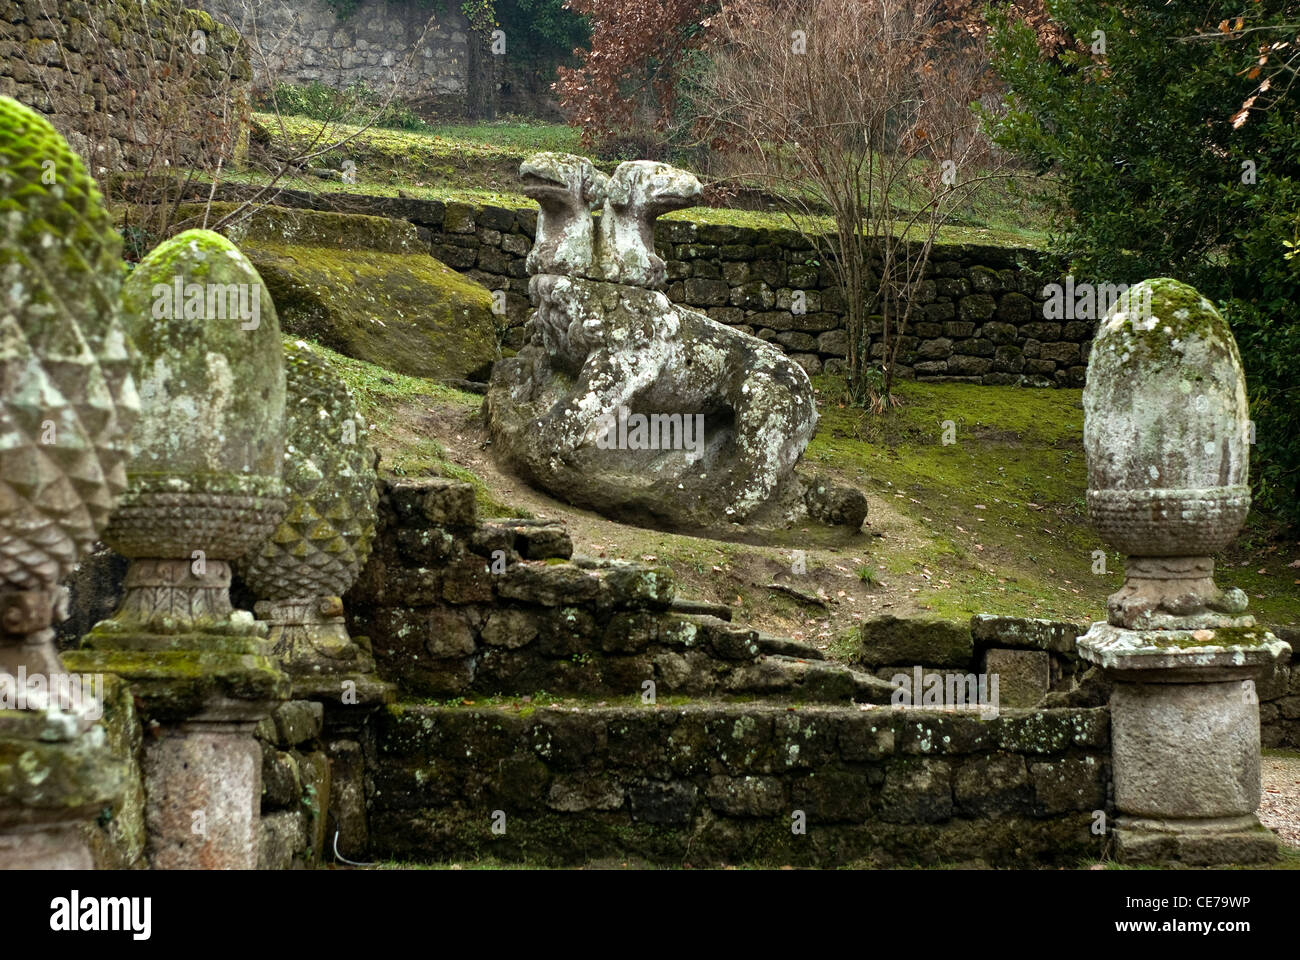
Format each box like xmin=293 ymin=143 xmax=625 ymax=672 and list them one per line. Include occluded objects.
xmin=801 ymin=474 xmax=869 ymax=528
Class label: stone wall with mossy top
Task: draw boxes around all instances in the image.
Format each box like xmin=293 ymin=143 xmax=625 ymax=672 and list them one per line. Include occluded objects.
xmin=367 ymin=700 xmax=1111 ymax=867
xmin=345 ymin=477 xmax=896 ymax=704
xmin=0 ymin=0 xmax=251 ymax=172
xmin=195 ymin=184 xmax=1080 ymax=386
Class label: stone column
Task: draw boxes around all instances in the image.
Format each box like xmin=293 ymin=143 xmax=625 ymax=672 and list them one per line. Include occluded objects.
xmin=1077 ymin=278 xmax=1290 ymax=865
xmin=237 ymin=340 xmax=391 ymax=861
xmin=0 ymin=97 xmax=140 ymax=868
xmin=67 ymin=228 xmax=290 ymax=869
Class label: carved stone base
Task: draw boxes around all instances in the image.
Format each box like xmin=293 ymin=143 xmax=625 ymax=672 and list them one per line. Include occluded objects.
xmin=1114 ymin=815 xmax=1281 ymax=866
xmin=1107 ymin=556 xmax=1252 ymax=630
xmin=1078 ymin=622 xmax=1290 ymax=865
xmin=255 ymin=596 xmax=375 ymax=676
xmin=0 ymin=725 xmax=124 ymax=869
xmin=62 ymin=645 xmax=289 ymax=870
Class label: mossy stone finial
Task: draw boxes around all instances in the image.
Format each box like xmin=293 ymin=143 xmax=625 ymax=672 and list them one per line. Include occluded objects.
xmin=1083 ymin=278 xmax=1253 ymax=630
xmin=237 ymin=340 xmax=378 ymax=672
xmin=95 ymin=229 xmax=287 ymax=638
xmin=0 ymin=95 xmax=139 ymax=594
xmin=0 ymin=95 xmax=139 ymax=710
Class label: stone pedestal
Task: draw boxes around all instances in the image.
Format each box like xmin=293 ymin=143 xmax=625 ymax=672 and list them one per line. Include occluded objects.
xmin=0 ymin=716 xmax=122 ymax=869
xmin=66 ymin=639 xmax=289 ymax=869
xmin=143 ymin=719 xmax=263 ymax=870
xmin=1078 ymin=622 xmax=1290 ymax=864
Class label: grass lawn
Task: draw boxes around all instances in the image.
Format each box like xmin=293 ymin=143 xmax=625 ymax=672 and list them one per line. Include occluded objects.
xmin=295 ymin=336 xmax=1300 ymax=638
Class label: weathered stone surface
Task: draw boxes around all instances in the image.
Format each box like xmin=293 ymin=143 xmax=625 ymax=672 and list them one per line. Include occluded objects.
xmin=271 ymin=700 xmax=323 ymax=747
xmin=144 ymin=728 xmax=262 ymax=869
xmin=982 ymin=649 xmax=1050 ymax=708
xmin=1030 ymin=756 xmax=1106 ymax=815
xmin=1110 ymin=680 xmax=1259 ymax=819
xmin=857 ymin=615 xmax=973 ymax=668
xmin=0 ymin=100 xmax=139 ymax=877
xmin=239 ymin=340 xmax=378 ymax=671
xmin=971 ymin=614 xmax=1079 ymax=654
xmin=258 ymin=809 xmax=307 ymax=870
xmin=215 ymin=203 xmax=498 ymax=382
xmin=954 ymin=753 xmax=1030 ymax=817
xmin=595 ymin=161 xmax=703 ymax=288
xmin=390 ymin=477 xmax=478 ymax=530
xmin=0 ymin=96 xmax=139 ymax=594
xmin=104 ymin=228 xmax=286 ymax=567
xmin=878 ymin=759 xmax=953 ymax=823
xmin=487 ymin=153 xmax=826 ymax=531
xmin=240 ymin=341 xmax=377 ymax=601
xmin=480 ymin=608 xmax=540 ymax=648
xmin=1076 ymin=284 xmax=1291 ymax=864
xmin=520 ymin=153 xmax=606 ymax=278
xmin=802 ymin=474 xmax=869 ymax=528
xmin=1083 ymin=279 xmax=1253 ymax=630
xmin=488 ymin=275 xmax=819 ymax=529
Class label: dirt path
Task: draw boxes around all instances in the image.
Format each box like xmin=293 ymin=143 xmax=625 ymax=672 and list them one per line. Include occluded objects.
xmin=1260 ymin=753 xmax=1300 ymax=849
xmin=409 ymin=399 xmax=950 ymax=652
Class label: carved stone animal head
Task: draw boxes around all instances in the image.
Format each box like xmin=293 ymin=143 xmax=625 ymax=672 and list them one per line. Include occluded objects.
xmin=605 ymin=161 xmax=703 ymax=217
xmin=595 ymin=161 xmax=703 ymax=288
xmin=520 ymin=153 xmax=611 ymax=279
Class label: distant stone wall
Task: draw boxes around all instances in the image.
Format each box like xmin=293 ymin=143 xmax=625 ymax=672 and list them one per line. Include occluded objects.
xmin=198 ymin=0 xmax=479 ymax=115
xmin=367 ymin=700 xmax=1111 ymax=867
xmin=200 ymin=186 xmax=1081 ymax=388
xmin=0 ymin=0 xmax=251 ymax=172
xmin=431 ymin=203 xmax=1083 ymax=387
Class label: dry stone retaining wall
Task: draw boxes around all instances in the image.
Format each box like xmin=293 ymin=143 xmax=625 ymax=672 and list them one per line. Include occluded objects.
xmin=0 ymin=0 xmax=251 ymax=172
xmin=344 ymin=477 xmax=892 ymax=704
xmin=211 ymin=187 xmax=1082 ymax=387
xmin=367 ymin=701 xmax=1111 ymax=867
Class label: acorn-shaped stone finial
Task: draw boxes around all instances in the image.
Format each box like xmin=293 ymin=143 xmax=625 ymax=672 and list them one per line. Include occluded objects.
xmin=1083 ymin=278 xmax=1253 ymax=629
xmin=94 ymin=229 xmax=286 ymax=639
xmin=238 ymin=340 xmax=377 ymax=672
xmin=0 ymin=95 xmax=139 ymax=697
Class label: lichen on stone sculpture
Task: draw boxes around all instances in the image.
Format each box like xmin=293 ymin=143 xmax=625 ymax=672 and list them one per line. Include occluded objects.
xmin=487 ymin=153 xmax=844 ymax=532
xmin=238 ymin=339 xmax=378 ymax=673
xmin=90 ymin=229 xmax=287 ymax=640
xmin=1076 ymin=277 xmax=1291 ymax=866
xmin=1083 ymin=278 xmax=1253 ymax=630
xmin=0 ymin=96 xmax=132 ymax=865
xmin=0 ymin=95 xmax=138 ymax=719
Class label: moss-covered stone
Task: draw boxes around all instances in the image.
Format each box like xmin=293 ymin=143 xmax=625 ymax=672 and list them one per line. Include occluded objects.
xmin=238 ymin=339 xmax=378 ymax=600
xmin=192 ymin=203 xmax=499 ymax=382
xmin=856 ymin=615 xmax=974 ymax=668
xmin=118 ymin=228 xmax=284 ymax=485
xmin=64 ymin=648 xmax=290 ymax=723
xmin=0 ymin=95 xmax=139 ymax=589
xmin=366 ymin=701 xmax=1107 ymax=867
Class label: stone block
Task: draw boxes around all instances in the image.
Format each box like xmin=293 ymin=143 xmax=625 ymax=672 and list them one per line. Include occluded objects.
xmin=983 ymin=649 xmax=1051 ymax=708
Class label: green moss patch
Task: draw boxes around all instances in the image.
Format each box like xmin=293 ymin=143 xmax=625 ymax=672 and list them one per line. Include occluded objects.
xmin=171 ymin=202 xmax=499 ymax=382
